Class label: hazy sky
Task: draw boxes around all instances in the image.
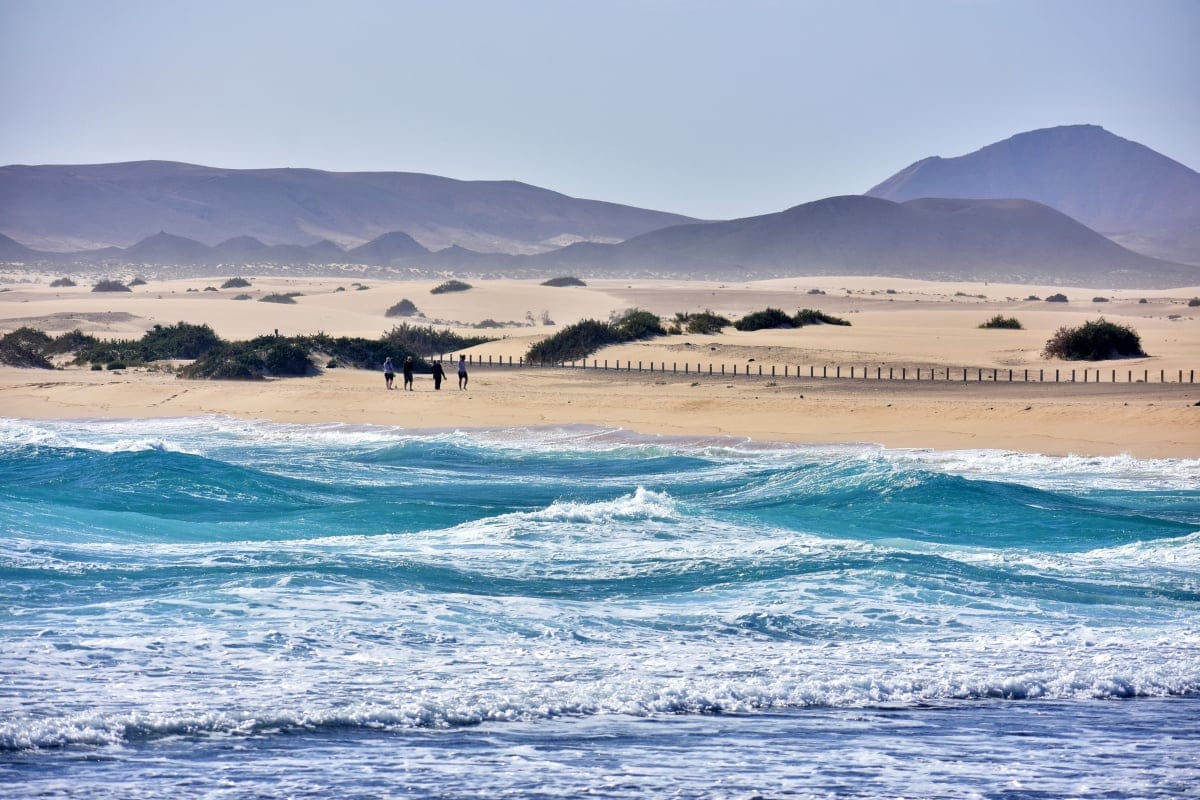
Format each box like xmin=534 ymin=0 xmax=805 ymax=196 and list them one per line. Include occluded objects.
xmin=2 ymin=0 xmax=1197 ymax=219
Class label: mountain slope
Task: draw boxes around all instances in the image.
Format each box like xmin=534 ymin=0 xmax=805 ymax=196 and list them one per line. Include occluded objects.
xmin=0 ymin=160 xmax=697 ymax=253
xmin=866 ymin=125 xmax=1200 ymax=264
xmin=529 ymin=195 xmax=1198 ymax=288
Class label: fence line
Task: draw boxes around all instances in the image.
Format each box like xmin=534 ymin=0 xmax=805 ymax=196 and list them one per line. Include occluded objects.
xmin=435 ymin=354 xmax=1197 ymax=384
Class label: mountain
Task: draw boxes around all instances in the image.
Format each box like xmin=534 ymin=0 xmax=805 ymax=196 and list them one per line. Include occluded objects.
xmin=0 ymin=160 xmax=697 ymax=253
xmin=8 ymin=196 xmax=1195 ymax=287
xmin=122 ymin=231 xmax=214 ymax=264
xmin=866 ymin=125 xmax=1200 ymax=265
xmin=345 ymin=231 xmax=429 ymax=266
xmin=526 ymin=195 xmax=1199 ymax=288
xmin=0 ymin=231 xmax=38 ymax=261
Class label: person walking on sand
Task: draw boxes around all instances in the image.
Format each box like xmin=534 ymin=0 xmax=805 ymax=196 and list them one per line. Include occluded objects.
xmin=383 ymin=357 xmax=395 ymax=390
xmin=431 ymin=359 xmax=446 ymax=391
xmin=457 ymin=354 xmax=468 ymax=390
xmin=403 ymin=356 xmax=414 ymax=391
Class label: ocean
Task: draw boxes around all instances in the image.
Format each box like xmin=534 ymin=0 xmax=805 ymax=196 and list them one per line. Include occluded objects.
xmin=1 ymin=417 xmax=1197 ymax=799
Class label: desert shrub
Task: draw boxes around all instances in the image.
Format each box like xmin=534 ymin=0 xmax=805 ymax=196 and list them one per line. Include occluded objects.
xmin=793 ymin=309 xmax=850 ymax=327
xmin=979 ymin=315 xmax=1023 ymax=330
xmin=1042 ymin=318 xmax=1146 ymax=361
xmin=0 ymin=327 xmax=54 ymax=368
xmin=1045 ymin=293 xmax=1068 ymax=303
xmin=74 ymin=338 xmax=144 ymax=367
xmin=233 ymin=294 xmax=251 ymax=300
xmin=49 ymin=277 xmax=76 ymax=288
xmin=180 ymin=342 xmax=264 ymax=380
xmin=541 ymin=276 xmax=586 ymax=287
xmin=204 ymin=286 xmax=218 ymax=292
xmin=1092 ymin=296 xmax=1109 ymax=303
xmin=734 ymin=308 xmax=793 ymax=331
xmin=475 ymin=319 xmax=509 ymax=328
xmin=431 ymin=279 xmax=472 ymax=294
xmin=1139 ymin=298 xmax=1149 ymax=304
xmin=1026 ymin=295 xmax=1041 ymax=301
xmin=612 ymin=308 xmax=665 ymax=340
xmin=263 ymin=341 xmax=312 ymax=376
xmin=682 ymin=310 xmax=731 ymax=335
xmin=48 ymin=329 xmax=98 ymax=355
xmin=260 ymin=293 xmax=300 ymax=303
xmin=105 ymin=362 xmax=127 ymax=370
xmin=808 ymin=288 xmax=826 ymax=295
xmin=92 ymin=279 xmax=130 ymax=292
xmin=386 ymin=299 xmax=420 ymax=317
xmin=221 ymin=277 xmax=252 ymax=289
xmin=302 ymin=335 xmax=393 ymax=370
xmin=527 ymin=319 xmax=623 ymax=364
xmin=382 ymin=323 xmax=492 ymax=356
xmin=1188 ymin=298 xmax=1200 ymax=307
xmin=129 ymin=277 xmax=147 ymax=287
xmin=140 ymin=322 xmax=223 ymax=360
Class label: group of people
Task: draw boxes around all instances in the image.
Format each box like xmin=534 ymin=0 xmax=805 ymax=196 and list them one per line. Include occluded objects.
xmin=382 ymin=355 xmax=468 ymax=391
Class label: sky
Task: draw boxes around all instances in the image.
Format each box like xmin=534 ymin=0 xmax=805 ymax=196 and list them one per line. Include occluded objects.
xmin=1 ymin=0 xmax=1197 ymax=220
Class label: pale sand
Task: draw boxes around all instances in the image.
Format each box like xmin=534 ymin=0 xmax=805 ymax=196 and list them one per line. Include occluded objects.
xmin=2 ymin=274 xmax=1198 ymax=457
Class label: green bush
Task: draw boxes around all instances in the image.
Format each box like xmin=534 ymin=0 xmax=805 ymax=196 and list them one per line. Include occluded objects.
xmin=92 ymin=279 xmax=130 ymax=292
xmin=541 ymin=276 xmax=586 ymax=287
xmin=527 ymin=319 xmax=624 ymax=363
xmin=386 ymin=299 xmax=420 ymax=317
xmin=221 ymin=277 xmax=252 ymax=289
xmin=49 ymin=277 xmax=76 ymax=288
xmin=1042 ymin=318 xmax=1146 ymax=361
xmin=734 ymin=308 xmax=793 ymax=331
xmin=682 ymin=310 xmax=731 ymax=335
xmin=612 ymin=308 xmax=665 ymax=340
xmin=979 ymin=315 xmax=1023 ymax=330
xmin=0 ymin=327 xmax=55 ymax=368
xmin=75 ymin=338 xmax=144 ymax=367
xmin=48 ymin=329 xmax=98 ymax=355
xmin=181 ymin=343 xmax=265 ymax=380
xmin=140 ymin=322 xmax=223 ymax=360
xmin=793 ymin=309 xmax=850 ymax=327
xmin=431 ymin=279 xmax=472 ymax=294
xmin=382 ymin=323 xmax=492 ymax=356
xmin=263 ymin=341 xmax=312 ymax=375
xmin=260 ymin=293 xmax=300 ymax=304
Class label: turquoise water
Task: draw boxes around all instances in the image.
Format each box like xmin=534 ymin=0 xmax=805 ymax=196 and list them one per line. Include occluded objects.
xmin=1 ymin=417 xmax=1198 ymax=798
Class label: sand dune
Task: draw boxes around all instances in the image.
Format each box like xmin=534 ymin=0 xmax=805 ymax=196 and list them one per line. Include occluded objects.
xmin=2 ymin=273 xmax=1198 ymax=457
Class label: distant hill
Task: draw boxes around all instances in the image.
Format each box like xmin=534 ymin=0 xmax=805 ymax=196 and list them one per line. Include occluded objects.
xmin=0 ymin=231 xmax=37 ymax=261
xmin=0 ymin=160 xmax=696 ymax=253
xmin=345 ymin=231 xmax=429 ymax=266
xmin=526 ymin=195 xmax=1199 ymax=288
xmin=867 ymin=125 xmax=1200 ymax=265
xmin=5 ymin=196 xmax=1194 ymax=287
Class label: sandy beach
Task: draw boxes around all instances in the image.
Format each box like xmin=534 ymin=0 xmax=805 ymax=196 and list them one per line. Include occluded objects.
xmin=2 ymin=273 xmax=1198 ymax=457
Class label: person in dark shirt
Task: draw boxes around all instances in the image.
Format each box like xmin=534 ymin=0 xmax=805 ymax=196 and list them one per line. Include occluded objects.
xmin=402 ymin=356 xmax=414 ymax=391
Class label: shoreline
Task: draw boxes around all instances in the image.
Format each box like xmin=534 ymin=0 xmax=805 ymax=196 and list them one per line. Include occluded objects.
xmin=2 ymin=364 xmax=1197 ymax=458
